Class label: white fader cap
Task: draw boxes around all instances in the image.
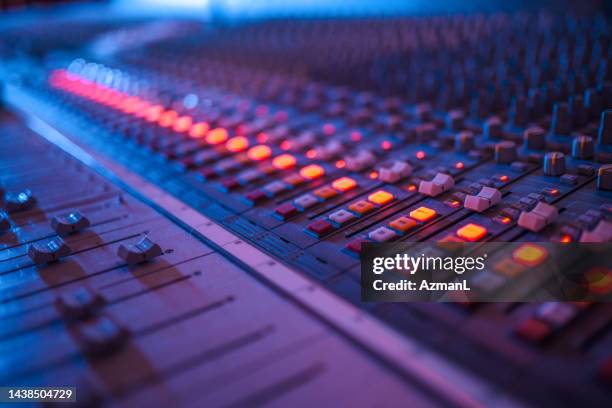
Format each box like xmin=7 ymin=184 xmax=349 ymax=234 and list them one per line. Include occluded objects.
xmin=419 ymin=173 xmax=454 ymax=197
xmin=517 ymin=202 xmax=558 ymax=232
xmin=378 ymin=160 xmax=413 ymax=183
xmin=464 ymin=186 xmax=502 ymax=212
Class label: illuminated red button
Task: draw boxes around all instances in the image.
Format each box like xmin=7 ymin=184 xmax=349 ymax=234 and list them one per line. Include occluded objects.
xmin=514 ymin=318 xmax=551 ymax=344
xmin=274 ymin=203 xmax=299 ymax=220
xmin=456 ymin=223 xmax=487 ymax=242
xmin=307 ymin=220 xmax=334 ymax=237
xmin=299 ymin=164 xmax=325 ymax=180
xmin=346 ymin=238 xmax=366 ymax=254
xmin=158 ymin=110 xmax=178 ymax=128
xmin=248 ymin=145 xmax=272 ymax=161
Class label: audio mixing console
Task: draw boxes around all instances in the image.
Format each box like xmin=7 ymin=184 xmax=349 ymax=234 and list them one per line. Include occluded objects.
xmin=0 ymin=2 xmax=611 ymax=407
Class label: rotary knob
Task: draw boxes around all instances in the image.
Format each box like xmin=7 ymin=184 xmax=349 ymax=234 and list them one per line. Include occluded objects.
xmin=550 ymin=102 xmax=572 ymax=136
xmin=495 ymin=141 xmax=517 ymax=164
xmin=455 ymin=131 xmax=475 ymax=153
xmin=571 ymin=135 xmax=595 ymax=159
xmin=484 ymin=117 xmax=503 ymax=140
xmin=524 ymin=126 xmax=546 ymax=150
xmin=597 ymin=165 xmax=612 ymax=191
xmin=543 ymin=152 xmax=566 ymax=176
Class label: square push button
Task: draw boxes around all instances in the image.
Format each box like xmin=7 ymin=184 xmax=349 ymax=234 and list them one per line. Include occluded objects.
xmin=368 ymin=190 xmax=394 ymax=205
xmin=349 ymin=200 xmax=375 ymax=216
xmin=389 ymin=216 xmax=417 ymax=232
xmin=307 ymin=220 xmax=334 ymax=237
xmin=409 ymin=206 xmax=437 ymax=222
xmin=456 ymin=223 xmax=487 ymax=241
xmin=368 ymin=227 xmax=397 ymax=242
xmin=329 ymin=209 xmax=355 ymax=225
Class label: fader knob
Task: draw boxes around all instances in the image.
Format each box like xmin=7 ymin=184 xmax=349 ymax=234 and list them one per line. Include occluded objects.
xmin=543 ymin=152 xmax=566 ymax=176
xmin=571 ymin=135 xmax=595 ymax=159
xmin=524 ymin=126 xmax=546 ymax=150
xmin=28 ymin=237 xmax=72 ymax=264
xmin=455 ymin=131 xmax=475 ymax=153
xmin=598 ymin=110 xmax=612 ymax=146
xmin=118 ymin=237 xmax=162 ymax=265
xmin=597 ymin=165 xmax=612 ymax=191
xmin=495 ymin=141 xmax=517 ymax=164
xmin=4 ymin=190 xmax=36 ymax=213
xmin=52 ymin=211 xmax=90 ymax=235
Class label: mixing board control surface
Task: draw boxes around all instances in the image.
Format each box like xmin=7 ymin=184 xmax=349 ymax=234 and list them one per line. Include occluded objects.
xmin=0 ymin=4 xmax=611 ymax=407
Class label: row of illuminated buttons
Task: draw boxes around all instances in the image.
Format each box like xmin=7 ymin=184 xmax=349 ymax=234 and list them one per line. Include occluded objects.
xmin=343 ymin=206 xmax=438 ymax=251
xmin=302 ymin=189 xmax=396 ymax=237
xmin=273 ymin=176 xmax=359 ymax=219
xmin=245 ymin=164 xmax=327 ymax=205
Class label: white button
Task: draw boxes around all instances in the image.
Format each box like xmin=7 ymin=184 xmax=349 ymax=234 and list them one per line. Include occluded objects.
xmin=580 ymin=219 xmax=612 ymax=242
xmin=329 ymin=209 xmax=355 ymax=225
xmin=294 ymin=194 xmax=319 ymax=209
xmin=345 ymin=150 xmax=376 ymax=171
xmin=368 ymin=227 xmax=397 ymax=242
xmin=378 ymin=160 xmax=413 ymax=183
xmin=464 ymin=186 xmax=502 ymax=212
xmin=419 ymin=172 xmax=454 ymax=197
xmin=262 ymin=181 xmax=287 ymax=196
xmin=518 ymin=202 xmax=558 ymax=232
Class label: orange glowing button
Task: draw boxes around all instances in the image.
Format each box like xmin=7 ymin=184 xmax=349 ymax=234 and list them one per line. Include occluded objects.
xmin=158 ymin=110 xmax=179 ymax=128
xmin=313 ymin=186 xmax=338 ymax=200
xmin=332 ymin=177 xmax=357 ymax=192
xmin=120 ymin=97 xmax=141 ymax=113
xmin=389 ymin=216 xmax=417 ymax=232
xmin=247 ymin=145 xmax=272 ymax=161
xmin=226 ymin=136 xmax=249 ymax=152
xmin=368 ymin=190 xmax=394 ymax=205
xmin=272 ymin=154 xmax=296 ymax=170
xmin=512 ymin=244 xmax=548 ymax=267
xmin=409 ymin=206 xmax=437 ymax=222
xmin=206 ymin=128 xmax=229 ymax=145
xmin=456 ymin=223 xmax=488 ymax=242
xmin=299 ymin=164 xmax=325 ymax=180
xmin=416 ymin=150 xmax=426 ymax=160
xmin=173 ymin=116 xmax=193 ymax=133
xmin=348 ymin=200 xmax=375 ymax=215
xmin=134 ymin=101 xmax=151 ymax=117
xmin=144 ymin=105 xmax=164 ymax=122
xmin=306 ymin=149 xmax=317 ymax=159
xmin=335 ymin=160 xmax=346 ymax=169
xmin=189 ymin=122 xmax=210 ymax=139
